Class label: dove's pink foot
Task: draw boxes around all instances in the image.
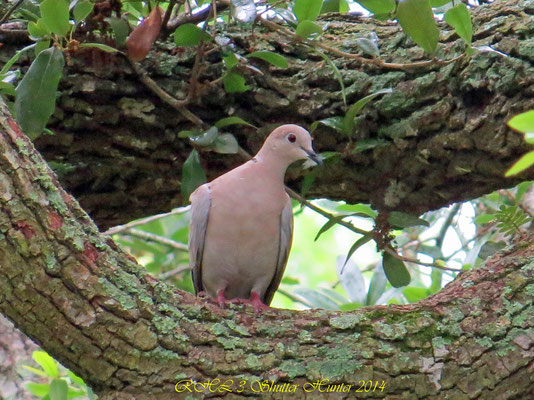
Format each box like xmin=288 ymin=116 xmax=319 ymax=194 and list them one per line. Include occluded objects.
xmin=216 ymin=289 xmax=228 ymax=308
xmin=248 ymin=291 xmax=270 ymax=313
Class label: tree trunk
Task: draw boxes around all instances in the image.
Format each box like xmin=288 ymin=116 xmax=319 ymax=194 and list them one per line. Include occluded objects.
xmin=1 ymin=0 xmax=533 ymax=229
xmin=0 ymin=98 xmax=533 ymax=399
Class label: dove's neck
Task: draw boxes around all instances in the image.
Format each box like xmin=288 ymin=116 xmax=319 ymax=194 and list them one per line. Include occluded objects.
xmin=254 ymin=148 xmax=291 ymax=183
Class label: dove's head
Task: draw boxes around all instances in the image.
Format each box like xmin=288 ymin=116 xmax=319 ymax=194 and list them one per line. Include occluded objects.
xmin=258 ymin=124 xmax=322 ymax=167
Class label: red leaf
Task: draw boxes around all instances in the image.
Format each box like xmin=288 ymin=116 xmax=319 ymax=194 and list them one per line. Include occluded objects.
xmin=126 ymin=6 xmax=163 ymax=62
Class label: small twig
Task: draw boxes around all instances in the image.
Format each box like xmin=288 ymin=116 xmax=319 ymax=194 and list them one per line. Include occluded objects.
xmin=277 ymin=288 xmax=314 ymax=308
xmin=385 ymin=247 xmax=462 ymax=272
xmin=129 ymin=59 xmax=205 ymax=126
xmin=104 ymin=207 xmax=191 ymax=235
xmin=287 ymin=187 xmax=370 ymax=236
xmin=0 ymin=0 xmax=24 ymax=24
xmin=167 ymin=3 xmax=225 ymax=31
xmin=259 ymin=18 xmax=465 ymax=71
xmin=436 ymin=203 xmax=461 ymax=248
xmin=161 ymin=0 xmax=178 ymax=35
xmin=160 ymin=265 xmax=191 ymax=280
xmin=211 ymin=0 xmax=218 ymax=39
xmin=123 ymin=228 xmax=189 ymax=251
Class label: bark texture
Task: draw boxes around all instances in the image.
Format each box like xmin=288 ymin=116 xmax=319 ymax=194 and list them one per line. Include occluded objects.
xmin=1 ymin=0 xmax=533 ymax=229
xmin=1 ymin=98 xmax=533 ymax=399
xmin=0 ymin=315 xmax=38 ymax=400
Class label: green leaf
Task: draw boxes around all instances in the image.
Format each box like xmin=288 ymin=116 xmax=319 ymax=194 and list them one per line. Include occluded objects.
xmin=343 ymin=88 xmax=392 ymax=133
xmin=387 ymin=211 xmax=429 ymax=228
xmin=342 ymin=234 xmax=373 ymax=269
xmin=444 ymin=3 xmax=472 ymax=44
xmin=0 ymin=81 xmax=16 ymax=96
xmin=213 ymin=133 xmax=239 ymax=154
xmin=35 ymin=40 xmax=51 ymax=56
xmin=508 ymin=110 xmax=534 ymax=134
xmin=403 ymin=287 xmax=430 ymax=302
xmin=314 ymin=215 xmax=347 ymax=241
xmin=430 ymin=0 xmax=451 ymax=7
xmin=293 ymin=287 xmax=340 ymax=310
xmin=356 ymin=37 xmax=380 ymax=56
xmin=505 ymin=150 xmax=534 ymax=177
xmin=67 ymin=370 xmax=86 ymax=386
xmin=366 ymin=264 xmax=387 ymax=305
xmin=295 ymin=20 xmax=323 ymax=39
xmin=247 ymin=51 xmax=288 ymax=68
xmin=339 ymin=302 xmax=362 ymax=311
xmin=318 ymin=287 xmax=348 ymax=304
xmin=315 ymin=49 xmax=346 ymax=107
xmin=25 ymin=382 xmax=50 ymax=397
xmin=49 ymin=379 xmax=68 ymax=400
xmin=32 ymin=351 xmax=58 ymax=378
xmin=516 ymin=181 xmax=533 ymax=203
xmin=396 ymin=0 xmax=439 ymax=54
xmin=525 ymin=132 xmax=534 ymax=145
xmin=178 ymin=130 xmax=200 ymax=138
xmin=382 ymin=251 xmax=411 ymax=287
xmin=105 ymin=17 xmax=130 ymax=47
xmin=215 ymin=116 xmax=255 ymax=129
xmin=189 ymin=126 xmax=219 ymax=147
xmin=15 ymin=46 xmax=64 ymax=139
xmin=474 ymin=214 xmax=494 ymax=224
xmin=28 ymin=19 xmax=51 ymax=38
xmin=357 ymin=0 xmax=395 ymax=15
xmin=337 ymin=258 xmax=366 ymax=303
xmin=223 ymin=71 xmax=250 ymax=93
xmin=79 ymin=43 xmax=119 ymax=53
xmin=73 ymin=0 xmax=94 ymax=22
xmin=310 ymin=116 xmax=344 ymax=133
xmin=293 ymin=0 xmax=324 ymax=22
xmin=493 ymin=205 xmax=530 ymax=236
xmin=174 ymin=23 xmax=211 ymax=47
xmin=222 ymin=52 xmax=239 ymax=69
xmin=336 ymin=203 xmax=377 ymax=218
xmin=352 ymin=138 xmax=388 ymax=153
xmin=181 ymin=150 xmax=207 ymax=201
xmin=22 ymin=365 xmax=48 ymax=377
xmin=18 ymin=6 xmax=40 ymax=23
xmin=321 ymin=0 xmax=349 ymax=13
xmin=281 ymin=276 xmax=300 ymax=285
xmin=40 ymin=0 xmax=71 ymax=37
xmin=67 ymin=388 xmax=87 ymax=399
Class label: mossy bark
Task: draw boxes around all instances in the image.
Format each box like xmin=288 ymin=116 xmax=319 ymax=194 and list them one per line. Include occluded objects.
xmin=0 ymin=0 xmax=532 ymax=229
xmin=1 ymin=98 xmax=533 ymax=399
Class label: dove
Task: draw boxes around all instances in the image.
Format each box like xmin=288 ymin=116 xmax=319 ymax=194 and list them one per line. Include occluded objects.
xmin=188 ymin=124 xmax=321 ymax=311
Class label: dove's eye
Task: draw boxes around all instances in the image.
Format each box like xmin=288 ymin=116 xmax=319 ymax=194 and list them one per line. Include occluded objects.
xmin=287 ymin=133 xmax=296 ymax=143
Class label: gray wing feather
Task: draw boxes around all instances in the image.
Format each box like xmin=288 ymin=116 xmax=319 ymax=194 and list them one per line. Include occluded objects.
xmin=263 ymin=199 xmax=293 ymax=305
xmin=188 ymin=184 xmax=211 ymax=294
